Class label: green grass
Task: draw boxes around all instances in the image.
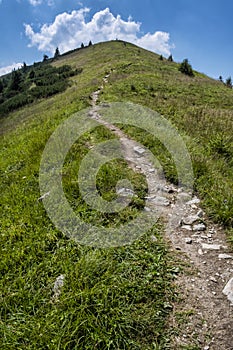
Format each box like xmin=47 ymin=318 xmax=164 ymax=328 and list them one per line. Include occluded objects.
xmin=0 ymin=45 xmax=177 ymax=348
xmin=97 ymin=41 xmax=233 ymax=231
xmin=0 ymin=40 xmax=232 ymax=349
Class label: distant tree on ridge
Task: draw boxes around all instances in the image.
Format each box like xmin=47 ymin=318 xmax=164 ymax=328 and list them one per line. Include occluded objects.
xmin=225 ymin=76 xmax=232 ymax=88
xmin=54 ymin=47 xmax=60 ymax=59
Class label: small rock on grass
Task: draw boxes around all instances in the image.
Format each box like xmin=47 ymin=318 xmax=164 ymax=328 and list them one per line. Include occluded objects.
xmin=52 ymin=275 xmax=65 ymax=300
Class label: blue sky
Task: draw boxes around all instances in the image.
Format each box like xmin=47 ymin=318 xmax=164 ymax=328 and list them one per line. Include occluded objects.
xmin=0 ymin=0 xmax=233 ymax=79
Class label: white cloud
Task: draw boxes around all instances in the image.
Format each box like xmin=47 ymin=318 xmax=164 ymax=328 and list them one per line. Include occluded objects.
xmin=28 ymin=0 xmax=54 ymax=6
xmin=0 ymin=63 xmax=23 ymax=77
xmin=25 ymin=7 xmax=174 ymax=56
xmin=28 ymin=0 xmax=43 ymax=5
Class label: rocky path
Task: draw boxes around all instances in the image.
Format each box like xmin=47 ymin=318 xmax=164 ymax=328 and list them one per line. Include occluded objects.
xmin=88 ymin=74 xmax=233 ymax=349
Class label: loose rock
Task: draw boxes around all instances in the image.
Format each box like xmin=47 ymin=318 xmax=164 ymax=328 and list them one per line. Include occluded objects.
xmin=218 ymin=254 xmax=233 ymax=260
xmin=222 ymin=278 xmax=233 ymax=304
xmin=193 ymin=223 xmax=206 ymax=232
xmin=151 ymin=196 xmax=170 ymax=206
xmin=181 ymin=225 xmax=192 ymax=231
xmin=133 ymin=146 xmax=146 ymax=155
xmin=182 ymin=215 xmax=200 ymax=225
xmin=116 ymin=188 xmax=134 ymax=197
xmin=186 ymin=197 xmax=201 ymax=205
xmin=201 ymin=243 xmax=221 ymax=251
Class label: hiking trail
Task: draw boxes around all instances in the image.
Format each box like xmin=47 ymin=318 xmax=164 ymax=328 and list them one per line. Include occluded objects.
xmin=87 ymin=72 xmax=233 ymax=349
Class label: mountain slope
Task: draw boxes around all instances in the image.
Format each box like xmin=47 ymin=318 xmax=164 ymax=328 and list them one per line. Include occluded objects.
xmin=0 ymin=40 xmax=233 ymax=349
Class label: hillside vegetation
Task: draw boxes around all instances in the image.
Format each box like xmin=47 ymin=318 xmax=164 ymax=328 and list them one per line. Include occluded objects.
xmin=0 ymin=41 xmax=232 ymax=349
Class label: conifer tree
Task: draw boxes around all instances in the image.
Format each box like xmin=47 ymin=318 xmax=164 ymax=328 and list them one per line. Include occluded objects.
xmin=54 ymin=47 xmax=60 ymax=59
xmin=225 ymin=76 xmax=232 ymax=88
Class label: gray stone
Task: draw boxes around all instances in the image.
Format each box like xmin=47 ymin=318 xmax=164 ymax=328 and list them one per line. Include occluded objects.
xmin=210 ymin=276 xmax=218 ymax=283
xmin=182 ymin=215 xmax=200 ymax=225
xmin=144 ymin=206 xmax=151 ymax=212
xmin=197 ymin=209 xmax=204 ymax=218
xmin=133 ymin=146 xmax=146 ymax=155
xmin=185 ymin=237 xmax=193 ymax=244
xmin=181 ymin=225 xmax=192 ymax=231
xmin=38 ymin=191 xmax=50 ymax=201
xmin=116 ymin=188 xmax=134 ymax=197
xmin=177 ymin=192 xmax=192 ymax=202
xmin=186 ymin=197 xmax=201 ymax=205
xmin=201 ymin=243 xmax=221 ymax=250
xmin=198 ymin=248 xmax=204 ymax=255
xmin=223 ymin=277 xmax=233 ymax=304
xmin=53 ymin=274 xmax=65 ymax=299
xmin=218 ymin=254 xmax=233 ymax=259
xmin=152 ymin=196 xmax=170 ymax=206
xmin=193 ymin=223 xmax=206 ymax=231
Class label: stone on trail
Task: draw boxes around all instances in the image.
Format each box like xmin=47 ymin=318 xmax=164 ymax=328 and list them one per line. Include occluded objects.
xmin=151 ymin=196 xmax=170 ymax=207
xmin=182 ymin=215 xmax=200 ymax=225
xmin=201 ymin=243 xmax=221 ymax=250
xmin=218 ymin=253 xmax=233 ymax=259
xmin=181 ymin=225 xmax=192 ymax=231
xmin=223 ymin=278 xmax=233 ymax=304
xmin=133 ymin=146 xmax=146 ymax=155
xmin=186 ymin=197 xmax=201 ymax=205
xmin=193 ymin=223 xmax=206 ymax=231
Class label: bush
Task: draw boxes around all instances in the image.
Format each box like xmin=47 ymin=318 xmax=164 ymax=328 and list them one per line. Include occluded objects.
xmin=167 ymin=55 xmax=173 ymax=62
xmin=179 ymin=59 xmax=194 ymax=76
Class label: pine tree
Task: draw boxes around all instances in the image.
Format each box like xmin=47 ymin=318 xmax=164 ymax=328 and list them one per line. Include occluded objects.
xmin=22 ymin=62 xmax=27 ymax=73
xmin=0 ymin=79 xmax=3 ymax=93
xmin=81 ymin=43 xmax=85 ymax=49
xmin=9 ymin=70 xmax=22 ymax=91
xmin=88 ymin=40 xmax=92 ymax=46
xmin=159 ymin=55 xmax=163 ymax=61
xmin=54 ymin=47 xmax=60 ymax=59
xmin=225 ymin=76 xmax=232 ymax=88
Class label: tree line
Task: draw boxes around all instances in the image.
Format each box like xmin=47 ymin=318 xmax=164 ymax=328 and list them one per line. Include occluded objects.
xmin=0 ymin=61 xmax=82 ymax=116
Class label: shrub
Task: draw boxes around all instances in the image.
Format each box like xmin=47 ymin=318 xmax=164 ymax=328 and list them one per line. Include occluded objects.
xmin=179 ymin=59 xmax=194 ymax=77
xmin=167 ymin=55 xmax=173 ymax=62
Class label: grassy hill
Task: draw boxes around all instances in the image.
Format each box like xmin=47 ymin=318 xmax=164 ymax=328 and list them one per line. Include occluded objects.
xmin=0 ymin=40 xmax=232 ymax=349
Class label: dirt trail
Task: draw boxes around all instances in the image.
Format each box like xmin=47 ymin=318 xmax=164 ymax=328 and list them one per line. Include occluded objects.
xmin=88 ymin=74 xmax=233 ymax=349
